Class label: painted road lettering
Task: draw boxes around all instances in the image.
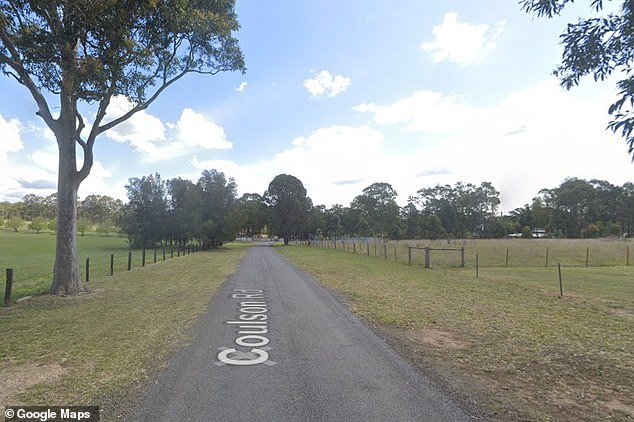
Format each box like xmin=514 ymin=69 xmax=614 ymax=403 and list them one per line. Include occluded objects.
xmin=216 ymin=289 xmax=277 ymax=366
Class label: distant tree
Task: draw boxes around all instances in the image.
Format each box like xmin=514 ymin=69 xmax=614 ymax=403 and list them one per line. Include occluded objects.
xmin=167 ymin=178 xmax=203 ymax=245
xmin=581 ymin=223 xmax=600 ymax=238
xmin=0 ymin=201 xmax=9 ymax=219
xmin=77 ymin=219 xmax=91 ymax=236
xmin=198 ymin=170 xmax=238 ymax=246
xmin=28 ymin=216 xmax=47 ymax=234
xmin=95 ymin=222 xmax=114 ymax=237
xmin=355 ymin=216 xmax=372 ymax=237
xmin=122 ymin=173 xmax=168 ymax=248
xmin=521 ymin=0 xmax=634 ymax=157
xmin=521 ymin=226 xmax=533 ymax=239
xmin=324 ymin=211 xmax=342 ymax=238
xmin=418 ymin=182 xmax=500 ymax=238
xmin=306 ymin=205 xmax=326 ymax=239
xmin=265 ymin=174 xmax=312 ymax=245
xmin=0 ymin=0 xmax=245 ymax=295
xmin=510 ymin=205 xmax=533 ymax=230
xmin=352 ymin=182 xmax=400 ymax=238
xmin=235 ymin=193 xmax=269 ymax=237
xmin=48 ymin=219 xmax=56 ymax=232
xmin=606 ymin=222 xmax=622 ymax=237
xmin=421 ymin=215 xmax=447 ymax=240
xmin=401 ymin=202 xmax=421 ymax=239
xmin=80 ymin=195 xmax=123 ymax=225
xmin=6 ymin=216 xmax=23 ymax=232
xmin=334 ymin=205 xmax=358 ymax=236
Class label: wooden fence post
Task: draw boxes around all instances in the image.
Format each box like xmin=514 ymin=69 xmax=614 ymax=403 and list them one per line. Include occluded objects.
xmin=154 ymin=249 xmax=157 ymax=264
xmin=85 ymin=258 xmax=90 ymax=283
xmin=505 ymin=248 xmax=509 ymax=267
xmin=142 ymin=249 xmax=146 ymax=267
xmin=476 ymin=255 xmax=479 ymax=278
xmin=558 ymin=263 xmax=564 ymax=297
xmin=461 ymin=247 xmax=466 ymax=267
xmin=4 ymin=268 xmax=14 ymax=306
xmin=128 ymin=251 xmax=132 ymax=271
xmin=110 ymin=254 xmax=114 ymax=276
xmin=585 ymin=247 xmax=589 ymax=267
xmin=424 ymin=247 xmax=431 ymax=268
xmin=627 ymin=246 xmax=630 ymax=266
xmin=408 ymin=247 xmax=412 ymax=265
xmin=545 ymin=247 xmax=549 ymax=267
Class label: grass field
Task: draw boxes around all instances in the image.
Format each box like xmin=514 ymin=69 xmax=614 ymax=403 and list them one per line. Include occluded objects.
xmin=0 ymin=242 xmax=247 ymax=420
xmin=0 ymin=229 xmax=192 ymax=301
xmin=2 ymin=231 xmax=632 ymax=420
xmin=278 ymin=245 xmax=634 ymax=421
xmin=312 ymin=237 xmax=634 ymax=268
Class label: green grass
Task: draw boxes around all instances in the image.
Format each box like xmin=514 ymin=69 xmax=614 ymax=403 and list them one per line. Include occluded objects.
xmin=0 ymin=242 xmax=247 ymax=419
xmin=318 ymin=237 xmax=634 ymax=267
xmin=0 ymin=229 xmax=191 ymax=301
xmin=278 ymin=245 xmax=634 ymax=421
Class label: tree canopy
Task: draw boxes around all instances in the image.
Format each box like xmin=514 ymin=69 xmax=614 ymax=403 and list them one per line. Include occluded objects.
xmin=521 ymin=0 xmax=634 ymax=156
xmin=0 ymin=0 xmax=245 ymax=294
xmin=265 ymin=174 xmax=312 ymax=245
xmin=7 ymin=173 xmax=634 ymax=241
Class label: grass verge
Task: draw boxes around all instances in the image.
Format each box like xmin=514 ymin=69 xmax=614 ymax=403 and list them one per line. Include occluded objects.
xmin=277 ymin=245 xmax=634 ymax=422
xmin=0 ymin=230 xmax=162 ymax=300
xmin=0 ymin=243 xmax=247 ymax=419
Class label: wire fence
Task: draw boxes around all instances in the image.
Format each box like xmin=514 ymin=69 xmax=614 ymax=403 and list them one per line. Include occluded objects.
xmin=3 ymin=243 xmax=203 ymax=306
xmin=294 ymin=237 xmax=634 ymax=269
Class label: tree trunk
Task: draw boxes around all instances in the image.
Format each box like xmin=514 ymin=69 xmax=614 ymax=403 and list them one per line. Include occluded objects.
xmin=48 ymin=126 xmax=84 ymax=295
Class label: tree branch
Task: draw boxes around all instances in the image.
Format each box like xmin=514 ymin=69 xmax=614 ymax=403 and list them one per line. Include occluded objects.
xmin=96 ymin=67 xmax=190 ymax=135
xmin=0 ymin=28 xmax=58 ymax=131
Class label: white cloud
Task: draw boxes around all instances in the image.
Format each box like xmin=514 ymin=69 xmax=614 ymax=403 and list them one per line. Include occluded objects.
xmin=186 ymin=75 xmax=632 ymax=214
xmin=103 ymin=96 xmax=231 ymax=161
xmin=354 ymin=90 xmax=486 ymax=134
xmin=236 ymin=82 xmax=248 ymax=93
xmin=190 ymin=126 xmax=385 ymax=205
xmin=175 ymin=108 xmax=232 ymax=150
xmin=30 ymin=149 xmax=58 ymax=174
xmin=0 ymin=113 xmax=23 ymax=163
xmin=303 ymin=70 xmax=351 ymax=98
xmin=104 ymin=96 xmax=168 ymax=157
xmin=422 ymin=12 xmax=505 ymax=66
xmin=353 ymin=79 xmax=632 ymax=211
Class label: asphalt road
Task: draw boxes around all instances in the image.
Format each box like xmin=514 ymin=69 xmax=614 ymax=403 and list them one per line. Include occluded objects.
xmin=132 ymin=244 xmax=476 ymax=421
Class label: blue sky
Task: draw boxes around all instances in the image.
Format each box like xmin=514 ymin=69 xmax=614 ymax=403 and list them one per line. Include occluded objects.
xmin=0 ymin=0 xmax=632 ymax=212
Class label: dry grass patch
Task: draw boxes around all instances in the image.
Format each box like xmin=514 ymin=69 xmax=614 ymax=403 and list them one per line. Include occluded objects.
xmin=0 ymin=243 xmax=247 ymax=419
xmin=278 ymin=245 xmax=634 ymax=422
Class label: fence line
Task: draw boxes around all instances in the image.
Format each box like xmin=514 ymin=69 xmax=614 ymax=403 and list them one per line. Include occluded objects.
xmin=3 ymin=242 xmax=205 ymax=306
xmin=295 ymin=238 xmax=634 ymax=269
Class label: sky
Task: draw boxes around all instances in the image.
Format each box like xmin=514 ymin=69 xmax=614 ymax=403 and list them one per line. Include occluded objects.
xmin=1 ymin=0 xmax=632 ymax=213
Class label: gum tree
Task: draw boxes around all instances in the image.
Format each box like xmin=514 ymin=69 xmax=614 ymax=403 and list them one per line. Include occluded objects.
xmin=521 ymin=0 xmax=634 ymax=157
xmin=0 ymin=0 xmax=245 ymax=295
xmin=265 ymin=174 xmax=312 ymax=245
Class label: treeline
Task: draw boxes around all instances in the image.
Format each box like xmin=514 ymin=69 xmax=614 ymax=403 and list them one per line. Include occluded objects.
xmin=2 ymin=173 xmax=634 ymax=242
xmin=509 ymin=178 xmax=634 ymax=238
xmin=0 ymin=193 xmax=123 ymax=235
